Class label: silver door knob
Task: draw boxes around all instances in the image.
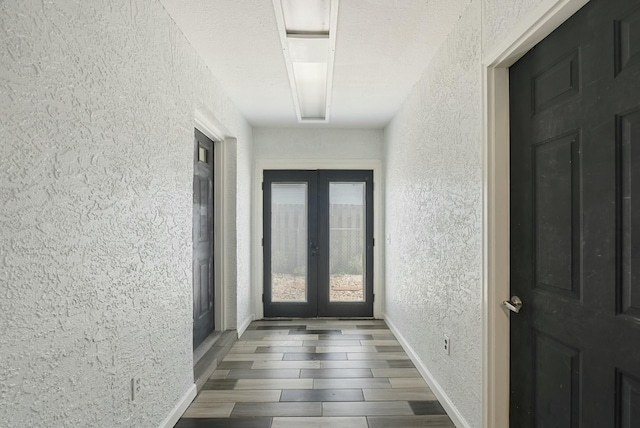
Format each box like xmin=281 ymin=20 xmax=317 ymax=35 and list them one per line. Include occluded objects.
xmin=502 ymin=296 xmax=523 ymax=313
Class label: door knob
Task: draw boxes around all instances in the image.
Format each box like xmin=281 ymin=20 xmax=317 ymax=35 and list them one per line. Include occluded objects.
xmin=502 ymin=296 xmax=523 ymax=313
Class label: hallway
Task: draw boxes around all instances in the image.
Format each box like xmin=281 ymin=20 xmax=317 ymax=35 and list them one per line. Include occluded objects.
xmin=176 ymin=320 xmax=454 ymax=427
xmin=4 ymin=0 xmax=608 ymax=426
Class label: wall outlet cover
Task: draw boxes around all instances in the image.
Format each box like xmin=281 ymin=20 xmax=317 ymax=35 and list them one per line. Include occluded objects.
xmin=444 ymin=334 xmax=450 ymax=355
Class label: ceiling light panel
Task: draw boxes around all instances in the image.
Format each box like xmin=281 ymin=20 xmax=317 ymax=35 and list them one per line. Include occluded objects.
xmin=287 ymin=36 xmax=329 ymax=63
xmin=281 ymin=0 xmax=330 ymax=34
xmin=293 ymin=63 xmax=327 ymax=119
xmin=273 ymin=0 xmax=338 ymax=123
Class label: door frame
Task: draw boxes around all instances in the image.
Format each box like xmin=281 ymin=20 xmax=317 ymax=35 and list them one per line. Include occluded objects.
xmin=481 ymin=0 xmax=590 ymax=426
xmin=254 ymin=159 xmax=384 ymax=321
xmin=195 ymin=111 xmax=228 ymax=334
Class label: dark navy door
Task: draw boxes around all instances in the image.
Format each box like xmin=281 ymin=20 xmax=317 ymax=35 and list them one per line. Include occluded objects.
xmin=263 ymin=170 xmax=374 ymax=318
xmin=509 ymin=0 xmax=640 ymax=425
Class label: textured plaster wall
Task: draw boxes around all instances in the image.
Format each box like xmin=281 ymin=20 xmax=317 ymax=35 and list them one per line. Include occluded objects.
xmin=482 ymin=0 xmax=549 ymax=54
xmin=254 ymin=128 xmax=384 ymax=160
xmin=384 ymin=0 xmax=557 ymax=426
xmin=0 ymin=0 xmax=252 ymax=426
xmin=384 ymin=1 xmax=483 ymax=426
xmin=235 ymin=135 xmax=253 ymax=331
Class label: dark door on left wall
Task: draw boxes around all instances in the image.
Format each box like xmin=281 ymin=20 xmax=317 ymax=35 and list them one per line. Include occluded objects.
xmin=193 ymin=129 xmax=214 ymax=349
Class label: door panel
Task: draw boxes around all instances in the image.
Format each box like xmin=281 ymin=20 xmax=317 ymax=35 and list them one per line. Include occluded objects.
xmin=318 ymin=170 xmax=374 ymax=317
xmin=534 ymin=332 xmax=581 ymax=427
xmin=263 ymin=170 xmax=373 ymax=318
xmin=328 ymin=182 xmax=366 ymax=302
xmin=533 ymin=132 xmax=581 ymax=299
xmin=510 ymin=0 xmax=640 ymax=426
xmin=193 ymin=129 xmax=214 ymax=349
xmin=270 ymin=182 xmax=309 ymax=303
xmin=617 ymin=371 xmax=640 ymax=427
xmin=263 ymin=170 xmax=318 ymax=318
xmin=620 ymin=108 xmax=640 ymax=318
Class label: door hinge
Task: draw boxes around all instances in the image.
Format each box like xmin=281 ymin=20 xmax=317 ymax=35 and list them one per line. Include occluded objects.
xmin=261 ymin=238 xmax=264 ymax=247
xmin=372 ymin=238 xmax=375 ymax=247
xmin=262 ymin=294 xmax=265 ymax=302
xmin=261 ymin=182 xmax=264 ymax=190
xmin=373 ymin=294 xmax=375 ymax=302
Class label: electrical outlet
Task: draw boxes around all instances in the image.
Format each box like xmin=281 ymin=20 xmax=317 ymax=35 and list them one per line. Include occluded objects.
xmin=443 ymin=334 xmax=450 ymax=355
xmin=131 ymin=377 xmax=141 ymax=401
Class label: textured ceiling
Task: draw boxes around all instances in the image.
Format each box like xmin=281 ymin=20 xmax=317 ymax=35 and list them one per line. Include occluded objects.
xmin=159 ymin=0 xmax=471 ymax=128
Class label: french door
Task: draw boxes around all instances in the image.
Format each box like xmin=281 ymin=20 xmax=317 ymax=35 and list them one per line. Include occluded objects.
xmin=263 ymin=170 xmax=374 ymax=318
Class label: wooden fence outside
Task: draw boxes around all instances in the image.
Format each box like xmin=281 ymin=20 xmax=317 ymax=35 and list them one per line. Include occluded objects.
xmin=271 ymin=204 xmax=364 ymax=275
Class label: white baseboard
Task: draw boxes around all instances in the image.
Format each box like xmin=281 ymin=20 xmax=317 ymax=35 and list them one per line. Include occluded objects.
xmin=237 ymin=313 xmax=255 ymax=338
xmin=158 ymin=384 xmax=197 ymax=428
xmin=384 ymin=315 xmax=470 ymax=428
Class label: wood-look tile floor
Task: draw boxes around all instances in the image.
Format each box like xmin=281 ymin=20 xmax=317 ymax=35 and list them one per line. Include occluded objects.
xmin=176 ymin=320 xmax=455 ymax=428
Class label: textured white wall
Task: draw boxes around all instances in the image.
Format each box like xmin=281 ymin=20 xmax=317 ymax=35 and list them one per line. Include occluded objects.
xmin=235 ymin=134 xmax=253 ymax=331
xmin=0 ymin=0 xmax=252 ymax=426
xmin=384 ymin=0 xmax=553 ymax=426
xmin=483 ymin=0 xmax=549 ymax=54
xmin=384 ymin=2 xmax=483 ymax=426
xmin=254 ymin=128 xmax=384 ymax=160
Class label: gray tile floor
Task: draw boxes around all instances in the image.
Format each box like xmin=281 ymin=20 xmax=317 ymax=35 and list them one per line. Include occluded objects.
xmin=176 ymin=320 xmax=455 ymax=428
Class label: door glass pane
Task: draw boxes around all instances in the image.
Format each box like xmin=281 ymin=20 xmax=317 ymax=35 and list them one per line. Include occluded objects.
xmin=271 ymin=183 xmax=308 ymax=302
xmin=329 ymin=182 xmax=365 ymax=302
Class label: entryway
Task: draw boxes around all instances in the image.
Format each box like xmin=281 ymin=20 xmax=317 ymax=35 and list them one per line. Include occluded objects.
xmin=262 ymin=170 xmax=374 ymax=318
xmin=508 ymin=0 xmax=640 ymax=425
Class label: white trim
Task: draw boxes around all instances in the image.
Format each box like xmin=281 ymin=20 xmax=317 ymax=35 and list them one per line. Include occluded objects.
xmin=271 ymin=0 xmax=303 ymax=123
xmin=483 ymin=0 xmax=589 ymax=67
xmin=324 ymin=0 xmax=339 ymax=122
xmin=214 ymin=141 xmax=226 ymax=332
xmin=481 ymin=1 xmax=590 ymax=427
xmin=253 ymin=159 xmax=384 ymax=320
xmin=158 ymin=384 xmax=196 ymax=428
xmin=195 ymin=110 xmax=225 ymax=142
xmin=237 ymin=313 xmax=255 ymax=338
xmin=385 ymin=315 xmax=469 ymax=428
xmin=223 ymin=137 xmax=238 ymax=330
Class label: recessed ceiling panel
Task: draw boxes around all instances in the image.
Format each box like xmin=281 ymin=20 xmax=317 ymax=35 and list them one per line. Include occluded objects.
xmin=293 ymin=63 xmax=327 ymax=119
xmin=288 ymin=37 xmax=329 ymax=63
xmin=282 ymin=0 xmax=330 ymax=34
